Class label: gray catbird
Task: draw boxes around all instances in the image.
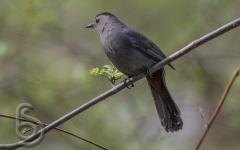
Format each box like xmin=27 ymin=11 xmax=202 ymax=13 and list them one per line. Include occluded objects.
xmin=86 ymin=12 xmax=183 ymax=132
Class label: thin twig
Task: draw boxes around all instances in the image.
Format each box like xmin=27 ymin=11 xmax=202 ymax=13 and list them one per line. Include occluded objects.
xmin=0 ymin=114 xmax=109 ymax=150
xmin=22 ymin=125 xmax=40 ymax=134
xmin=198 ymin=107 xmax=209 ymax=127
xmin=0 ymin=18 xmax=239 ymax=149
xmin=195 ymin=66 xmax=240 ymax=150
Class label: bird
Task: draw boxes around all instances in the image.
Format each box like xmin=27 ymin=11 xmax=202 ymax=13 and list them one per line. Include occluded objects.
xmin=86 ymin=12 xmax=183 ymax=132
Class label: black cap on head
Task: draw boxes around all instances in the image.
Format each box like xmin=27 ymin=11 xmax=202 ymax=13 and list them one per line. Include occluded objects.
xmin=95 ymin=12 xmax=116 ymax=18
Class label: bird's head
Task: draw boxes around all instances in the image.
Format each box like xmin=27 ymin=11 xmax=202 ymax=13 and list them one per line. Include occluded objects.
xmin=85 ymin=12 xmax=121 ymax=33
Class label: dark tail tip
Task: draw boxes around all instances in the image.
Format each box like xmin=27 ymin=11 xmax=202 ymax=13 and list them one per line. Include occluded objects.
xmin=161 ymin=113 xmax=183 ymax=133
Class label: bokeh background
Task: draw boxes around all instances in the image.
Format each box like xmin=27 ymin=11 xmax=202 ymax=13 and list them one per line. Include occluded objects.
xmin=0 ymin=0 xmax=240 ymax=150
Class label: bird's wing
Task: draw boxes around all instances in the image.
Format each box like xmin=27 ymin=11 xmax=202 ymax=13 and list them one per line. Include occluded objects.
xmin=125 ymin=29 xmax=175 ymax=69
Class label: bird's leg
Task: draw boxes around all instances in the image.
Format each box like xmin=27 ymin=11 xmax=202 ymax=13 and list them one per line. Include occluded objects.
xmin=121 ymin=76 xmax=134 ymax=89
xmin=145 ymin=67 xmax=153 ymax=78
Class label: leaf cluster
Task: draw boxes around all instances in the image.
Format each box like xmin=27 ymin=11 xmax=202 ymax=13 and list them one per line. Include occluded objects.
xmin=90 ymin=65 xmax=124 ymax=85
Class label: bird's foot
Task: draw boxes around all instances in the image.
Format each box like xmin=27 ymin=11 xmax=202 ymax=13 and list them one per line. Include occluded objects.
xmin=145 ymin=67 xmax=153 ymax=78
xmin=121 ymin=77 xmax=134 ymax=89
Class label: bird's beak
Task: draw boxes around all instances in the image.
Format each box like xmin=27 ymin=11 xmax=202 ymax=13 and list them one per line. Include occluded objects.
xmin=85 ymin=23 xmax=94 ymax=28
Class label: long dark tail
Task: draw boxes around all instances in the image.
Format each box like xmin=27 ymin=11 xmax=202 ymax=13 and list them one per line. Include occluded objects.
xmin=146 ymin=68 xmax=183 ymax=132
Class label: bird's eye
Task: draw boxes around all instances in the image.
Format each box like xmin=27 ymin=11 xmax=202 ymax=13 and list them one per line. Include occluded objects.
xmin=96 ymin=19 xmax=100 ymax=23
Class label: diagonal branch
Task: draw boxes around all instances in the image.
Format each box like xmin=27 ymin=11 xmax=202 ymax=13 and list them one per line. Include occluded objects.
xmin=0 ymin=18 xmax=239 ymax=149
xmin=195 ymin=66 xmax=240 ymax=150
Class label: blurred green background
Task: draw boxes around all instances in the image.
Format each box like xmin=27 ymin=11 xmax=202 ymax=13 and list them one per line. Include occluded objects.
xmin=0 ymin=0 xmax=240 ymax=150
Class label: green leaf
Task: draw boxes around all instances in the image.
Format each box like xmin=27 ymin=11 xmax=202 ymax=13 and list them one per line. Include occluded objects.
xmin=103 ymin=65 xmax=113 ymax=69
xmin=104 ymin=70 xmax=113 ymax=76
xmin=99 ymin=69 xmax=104 ymax=74
xmin=114 ymin=69 xmax=119 ymax=73
xmin=90 ymin=68 xmax=99 ymax=75
xmin=114 ymin=72 xmax=123 ymax=79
